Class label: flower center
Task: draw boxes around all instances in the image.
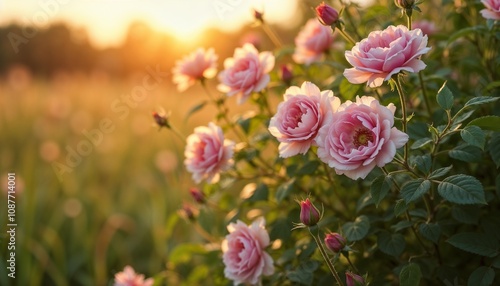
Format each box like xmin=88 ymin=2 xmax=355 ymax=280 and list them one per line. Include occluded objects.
xmin=353 ymin=127 xmax=374 ymax=148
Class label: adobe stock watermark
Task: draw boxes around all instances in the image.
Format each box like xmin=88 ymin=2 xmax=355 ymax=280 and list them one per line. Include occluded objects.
xmin=51 ymin=65 xmax=169 ymax=181
xmin=212 ymin=0 xmax=247 ymax=20
xmin=7 ymin=0 xmax=71 ymax=53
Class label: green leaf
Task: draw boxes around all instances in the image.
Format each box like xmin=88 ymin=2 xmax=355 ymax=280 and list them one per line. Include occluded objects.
xmin=169 ymin=243 xmax=207 ymax=265
xmin=429 ymin=165 xmax=453 ymax=179
xmin=468 ymin=116 xmax=500 ymax=132
xmin=464 ymin=96 xmax=499 ymax=108
xmin=447 ymin=26 xmax=487 ymax=45
xmin=399 ymin=263 xmax=422 ymax=286
xmin=394 ymin=199 xmax=408 ymax=217
xmin=461 ymin=126 xmax=486 ymax=149
xmin=467 ymin=266 xmax=495 ymax=286
xmin=275 ymin=178 xmax=296 ymax=203
xmin=411 ymin=138 xmax=433 ymax=149
xmin=370 ymin=175 xmax=392 ymax=207
xmin=447 ymin=232 xmax=499 ymax=257
xmin=400 ymin=179 xmax=431 ymax=204
xmin=419 ymin=223 xmax=441 ymax=244
xmin=451 ymin=205 xmax=480 ymax=224
xmin=184 ymin=101 xmax=208 ymax=121
xmin=391 ymin=221 xmax=414 ymax=232
xmin=411 ymin=154 xmax=432 ymax=173
xmin=287 ymin=260 xmax=319 ymax=285
xmin=247 ymin=183 xmax=269 ymax=202
xmin=378 ymin=231 xmax=405 ymax=257
xmin=489 ymin=133 xmax=500 ymax=168
xmin=339 ymin=77 xmax=363 ymax=100
xmin=438 ymin=175 xmax=486 ymax=205
xmin=342 ymin=215 xmax=370 ymax=242
xmin=449 ymin=145 xmax=483 ymax=163
xmin=436 ymin=82 xmax=454 ymax=110
xmin=296 ymin=161 xmax=320 ymax=176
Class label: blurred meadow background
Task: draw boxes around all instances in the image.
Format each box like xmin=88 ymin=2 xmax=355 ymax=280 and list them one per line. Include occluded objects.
xmin=0 ymin=0 xmax=334 ymax=285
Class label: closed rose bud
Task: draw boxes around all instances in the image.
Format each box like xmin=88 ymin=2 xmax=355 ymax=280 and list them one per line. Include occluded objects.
xmin=299 ymin=198 xmax=321 ymax=226
xmin=179 ymin=203 xmax=197 ymax=221
xmin=315 ymin=2 xmax=339 ymax=26
xmin=153 ymin=112 xmax=170 ymax=129
xmin=279 ymin=65 xmax=293 ymax=85
xmin=394 ymin=0 xmax=415 ymax=9
xmin=253 ymin=9 xmax=264 ymax=23
xmin=346 ymin=271 xmax=365 ymax=286
xmin=189 ymin=187 xmax=205 ymax=204
xmin=324 ymin=232 xmax=346 ymax=253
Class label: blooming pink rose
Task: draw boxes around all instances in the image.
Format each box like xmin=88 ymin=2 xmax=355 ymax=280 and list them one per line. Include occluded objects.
xmin=344 ymin=25 xmax=431 ymax=88
xmin=268 ymin=81 xmax=340 ymax=158
xmin=315 ymin=96 xmax=409 ymax=180
xmin=218 ymin=44 xmax=275 ymax=104
xmin=172 ymin=47 xmax=218 ymax=92
xmin=293 ymin=19 xmax=334 ymax=65
xmin=114 ymin=265 xmax=153 ymax=286
xmin=184 ymin=123 xmax=234 ymax=183
xmin=222 ymin=218 xmax=274 ymax=285
xmin=480 ymin=0 xmax=500 ymax=20
xmin=412 ymin=20 xmax=438 ymax=36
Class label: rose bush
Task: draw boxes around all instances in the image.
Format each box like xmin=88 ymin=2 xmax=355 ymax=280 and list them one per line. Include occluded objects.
xmin=146 ymin=0 xmax=500 ymax=285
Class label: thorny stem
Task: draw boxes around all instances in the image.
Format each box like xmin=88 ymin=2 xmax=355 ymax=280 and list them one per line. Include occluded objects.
xmin=336 ymin=27 xmax=357 ymax=45
xmin=342 ymin=253 xmax=359 ymax=273
xmin=418 ymin=71 xmax=432 ymax=117
xmin=262 ymin=22 xmax=283 ymax=49
xmin=394 ymin=76 xmax=409 ymax=164
xmin=309 ymin=228 xmax=345 ymax=286
xmin=320 ymin=161 xmax=350 ymax=214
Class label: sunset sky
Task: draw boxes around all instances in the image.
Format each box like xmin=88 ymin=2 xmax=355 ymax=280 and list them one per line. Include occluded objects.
xmin=0 ymin=0 xmax=303 ymax=48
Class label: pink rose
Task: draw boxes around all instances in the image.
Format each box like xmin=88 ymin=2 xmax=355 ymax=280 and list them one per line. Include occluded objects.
xmin=114 ymin=265 xmax=153 ymax=286
xmin=412 ymin=20 xmax=438 ymax=36
xmin=172 ymin=48 xmax=218 ymax=92
xmin=293 ymin=19 xmax=334 ymax=65
xmin=315 ymin=96 xmax=409 ymax=180
xmin=268 ymin=81 xmax=340 ymax=158
xmin=344 ymin=25 xmax=431 ymax=88
xmin=218 ymin=44 xmax=275 ymax=104
xmin=480 ymin=0 xmax=500 ymax=20
xmin=222 ymin=218 xmax=274 ymax=285
xmin=184 ymin=123 xmax=234 ymax=183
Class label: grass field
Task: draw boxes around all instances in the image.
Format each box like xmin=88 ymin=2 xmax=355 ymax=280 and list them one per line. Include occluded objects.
xmin=0 ymin=67 xmax=226 ymax=285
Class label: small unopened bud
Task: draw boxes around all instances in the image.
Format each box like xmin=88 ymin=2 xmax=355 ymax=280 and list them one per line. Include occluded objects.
xmin=299 ymin=198 xmax=321 ymax=226
xmin=153 ymin=112 xmax=170 ymax=129
xmin=324 ymin=232 xmax=346 ymax=253
xmin=315 ymin=2 xmax=339 ymax=26
xmin=346 ymin=271 xmax=365 ymax=286
xmin=189 ymin=187 xmax=205 ymax=204
xmin=394 ymin=0 xmax=415 ymax=9
xmin=253 ymin=9 xmax=264 ymax=23
xmin=279 ymin=65 xmax=293 ymax=85
xmin=179 ymin=203 xmax=197 ymax=221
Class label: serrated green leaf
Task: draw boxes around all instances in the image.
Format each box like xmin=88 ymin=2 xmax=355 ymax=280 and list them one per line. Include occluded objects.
xmin=461 ymin=126 xmax=486 ymax=149
xmin=436 ymin=82 xmax=454 ymax=110
xmin=489 ymin=133 xmax=500 ymax=168
xmin=411 ymin=138 xmax=433 ymax=149
xmin=449 ymin=145 xmax=483 ymax=162
xmin=429 ymin=166 xmax=453 ymax=179
xmin=447 ymin=232 xmax=499 ymax=257
xmin=419 ymin=223 xmax=441 ymax=243
xmin=454 ymin=109 xmax=476 ymax=124
xmin=378 ymin=231 xmax=405 ymax=257
xmin=399 ymin=263 xmax=422 ymax=286
xmin=356 ymin=191 xmax=374 ymax=212
xmin=247 ymin=183 xmax=269 ymax=202
xmin=467 ymin=266 xmax=495 ymax=286
xmin=411 ymin=154 xmax=432 ymax=173
xmin=464 ymin=96 xmax=499 ymax=108
xmin=342 ymin=215 xmax=370 ymax=241
xmin=401 ymin=179 xmax=431 ymax=204
xmin=438 ymin=175 xmax=486 ymax=205
xmin=370 ymin=175 xmax=392 ymax=207
xmin=339 ymin=77 xmax=363 ymax=100
xmin=468 ymin=116 xmax=500 ymax=132
xmin=275 ymin=178 xmax=296 ymax=203
xmin=297 ymin=161 xmax=320 ymax=176
xmin=394 ymin=199 xmax=408 ymax=217
xmin=391 ymin=220 xmax=414 ymax=232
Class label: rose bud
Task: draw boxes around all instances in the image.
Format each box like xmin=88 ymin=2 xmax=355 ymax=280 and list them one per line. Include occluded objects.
xmin=153 ymin=111 xmax=170 ymax=129
xmin=179 ymin=203 xmax=197 ymax=221
xmin=299 ymin=198 xmax=321 ymax=226
xmin=394 ymin=0 xmax=415 ymax=9
xmin=253 ymin=9 xmax=264 ymax=23
xmin=346 ymin=271 xmax=365 ymax=286
xmin=316 ymin=2 xmax=339 ymax=26
xmin=189 ymin=187 xmax=205 ymax=204
xmin=324 ymin=232 xmax=347 ymax=253
xmin=279 ymin=65 xmax=293 ymax=85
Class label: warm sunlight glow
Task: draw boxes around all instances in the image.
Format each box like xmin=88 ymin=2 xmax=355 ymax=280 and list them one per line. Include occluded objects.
xmin=0 ymin=0 xmax=301 ymax=48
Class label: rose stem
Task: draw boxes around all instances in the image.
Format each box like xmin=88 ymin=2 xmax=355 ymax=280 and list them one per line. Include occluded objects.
xmin=394 ymin=75 xmax=409 ymax=164
xmin=418 ymin=71 xmax=432 ymax=117
xmin=309 ymin=227 xmax=345 ymax=286
xmin=336 ymin=27 xmax=357 ymax=45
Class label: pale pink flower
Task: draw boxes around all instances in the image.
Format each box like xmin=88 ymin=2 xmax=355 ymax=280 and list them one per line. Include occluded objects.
xmin=344 ymin=25 xmax=431 ymax=88
xmin=412 ymin=20 xmax=438 ymax=36
xmin=222 ymin=218 xmax=274 ymax=285
xmin=268 ymin=81 xmax=340 ymax=158
xmin=480 ymin=0 xmax=500 ymax=20
xmin=293 ymin=19 xmax=334 ymax=65
xmin=184 ymin=122 xmax=234 ymax=183
xmin=172 ymin=48 xmax=218 ymax=91
xmin=218 ymin=44 xmax=275 ymax=104
xmin=315 ymin=96 xmax=408 ymax=180
xmin=114 ymin=265 xmax=153 ymax=286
